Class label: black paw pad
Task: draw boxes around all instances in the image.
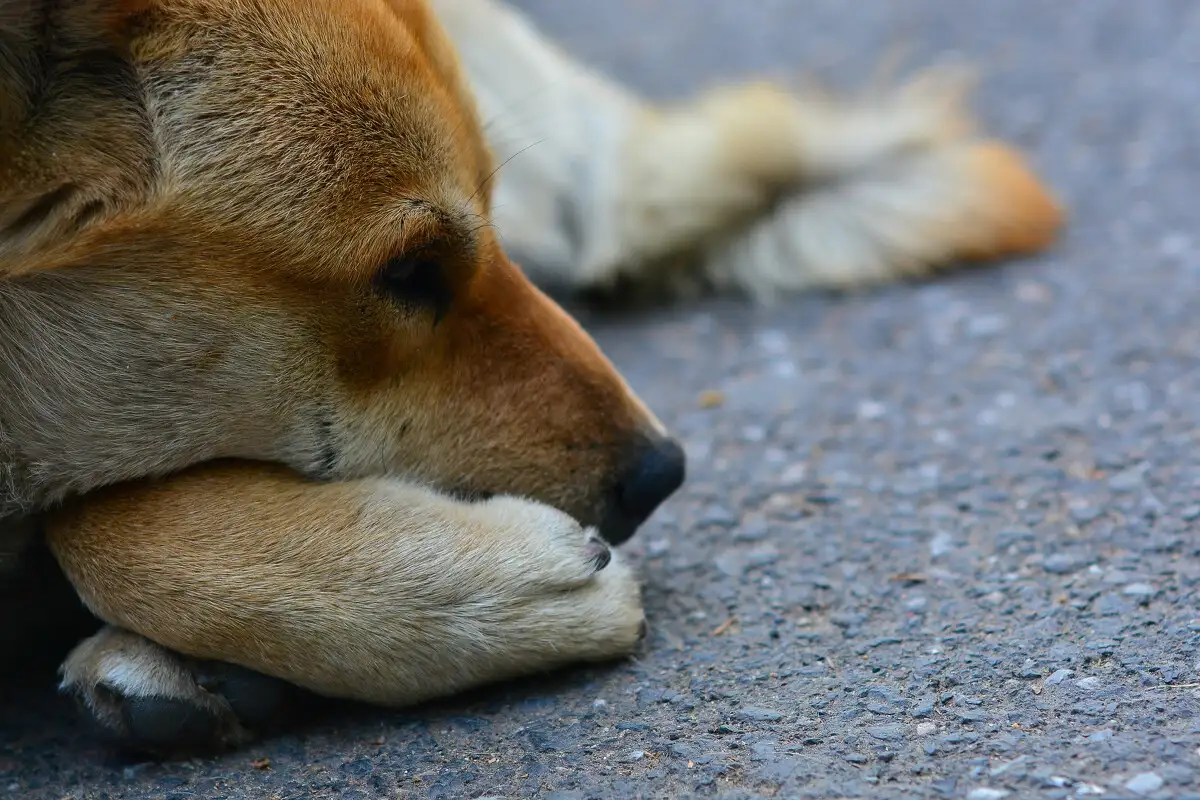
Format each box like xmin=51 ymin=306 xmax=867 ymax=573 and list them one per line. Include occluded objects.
xmin=115 ymin=693 xmax=227 ymax=756
xmin=194 ymin=663 xmax=297 ymax=731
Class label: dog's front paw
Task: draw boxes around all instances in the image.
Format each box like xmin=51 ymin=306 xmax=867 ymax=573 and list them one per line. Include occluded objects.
xmin=59 ymin=626 xmax=297 ymax=757
xmin=466 ymin=496 xmax=648 ymax=664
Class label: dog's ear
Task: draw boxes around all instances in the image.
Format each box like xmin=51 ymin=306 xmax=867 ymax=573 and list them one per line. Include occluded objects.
xmin=0 ymin=0 xmax=157 ymax=277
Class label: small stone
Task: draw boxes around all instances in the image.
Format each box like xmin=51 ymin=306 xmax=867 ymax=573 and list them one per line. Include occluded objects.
xmin=699 ymin=505 xmax=739 ymax=528
xmin=989 ymin=755 xmax=1028 ymax=776
xmin=966 ymin=789 xmax=1010 ymax=800
xmin=858 ymin=400 xmax=887 ymax=420
xmin=735 ymin=707 xmax=783 ymax=722
xmin=1045 ymin=669 xmax=1074 ymax=686
xmin=1075 ymin=676 xmax=1102 ymax=690
xmin=714 ymin=550 xmax=745 ymax=577
xmin=1069 ymin=502 xmax=1103 ymax=524
xmin=1087 ymin=728 xmax=1114 ymax=742
xmin=1084 ymin=639 xmax=1118 ymax=653
xmin=867 ymin=724 xmax=906 ymax=742
xmin=749 ymin=740 xmax=777 ymax=760
xmin=1043 ymin=554 xmax=1078 ymax=574
xmin=930 ymin=531 xmax=954 ymax=558
xmin=843 ymin=753 xmax=869 ymax=764
xmin=741 ymin=425 xmax=767 ymax=443
xmin=1017 ymin=659 xmax=1041 ymax=679
xmin=625 ymin=750 xmax=646 ymax=762
xmin=1181 ymin=505 xmax=1200 ymax=522
xmin=592 ymin=699 xmax=608 ymax=710
xmin=1125 ymin=772 xmax=1164 ymax=795
xmin=867 ymin=703 xmax=903 ymax=715
xmin=910 ymin=697 xmax=936 ymax=718
xmin=916 ymin=722 xmax=937 ymax=736
xmin=1108 ymin=464 xmax=1148 ymax=491
xmin=734 ymin=518 xmax=770 ymax=542
xmin=1122 ymin=582 xmax=1155 ymax=597
xmin=646 ymin=538 xmax=670 ymax=557
xmin=967 ymin=314 xmax=1008 ymax=338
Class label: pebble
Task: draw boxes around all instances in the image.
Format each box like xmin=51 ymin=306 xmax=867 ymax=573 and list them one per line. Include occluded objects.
xmin=1069 ymin=502 xmax=1103 ymax=524
xmin=699 ymin=505 xmax=739 ymax=528
xmin=733 ymin=518 xmax=770 ymax=542
xmin=910 ymin=697 xmax=936 ymax=718
xmin=966 ymin=789 xmax=1010 ymax=800
xmin=1122 ymin=582 xmax=1155 ymax=597
xmin=930 ymin=531 xmax=954 ymax=558
xmin=735 ymin=707 xmax=784 ymax=722
xmin=1017 ymin=659 xmax=1042 ymax=679
xmin=1087 ymin=728 xmax=1114 ymax=742
xmin=1046 ymin=669 xmax=1074 ymax=686
xmin=866 ymin=686 xmax=903 ymax=704
xmin=1075 ymin=676 xmax=1102 ymax=691
xmin=1182 ymin=505 xmax=1200 ymax=522
xmin=867 ymin=724 xmax=906 ymax=742
xmin=625 ymin=750 xmax=645 ymax=762
xmin=1108 ymin=464 xmax=1147 ymax=491
xmin=1125 ymin=772 xmax=1164 ymax=795
xmin=967 ymin=314 xmax=1008 ymax=338
xmin=646 ymin=538 xmax=671 ymax=557
xmin=1043 ymin=554 xmax=1078 ymax=574
xmin=916 ymin=722 xmax=937 ymax=736
xmin=858 ymin=400 xmax=887 ymax=420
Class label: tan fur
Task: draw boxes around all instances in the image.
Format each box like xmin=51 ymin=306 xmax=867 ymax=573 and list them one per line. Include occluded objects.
xmin=51 ymin=465 xmax=643 ymax=706
xmin=1 ymin=0 xmax=1064 ymax=745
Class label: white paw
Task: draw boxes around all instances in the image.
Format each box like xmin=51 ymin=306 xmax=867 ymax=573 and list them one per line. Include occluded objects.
xmin=465 ymin=495 xmax=648 ymax=662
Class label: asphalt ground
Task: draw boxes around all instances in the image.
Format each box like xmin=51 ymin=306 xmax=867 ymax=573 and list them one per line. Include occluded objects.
xmin=4 ymin=1 xmax=1200 ymax=798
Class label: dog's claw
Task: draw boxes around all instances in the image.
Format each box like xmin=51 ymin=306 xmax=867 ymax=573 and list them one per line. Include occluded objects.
xmin=586 ymin=537 xmax=612 ymax=572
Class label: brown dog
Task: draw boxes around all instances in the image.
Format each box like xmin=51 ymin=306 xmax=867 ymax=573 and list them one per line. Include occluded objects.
xmin=0 ymin=0 xmax=1062 ymax=754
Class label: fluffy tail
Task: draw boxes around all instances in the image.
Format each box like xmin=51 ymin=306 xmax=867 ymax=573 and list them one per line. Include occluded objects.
xmin=701 ymin=139 xmax=1064 ymax=301
xmin=589 ymin=72 xmax=1065 ymax=301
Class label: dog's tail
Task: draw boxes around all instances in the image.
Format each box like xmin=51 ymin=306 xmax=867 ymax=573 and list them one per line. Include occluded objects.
xmin=700 ymin=139 xmax=1064 ymax=301
xmin=581 ymin=71 xmax=1065 ymax=301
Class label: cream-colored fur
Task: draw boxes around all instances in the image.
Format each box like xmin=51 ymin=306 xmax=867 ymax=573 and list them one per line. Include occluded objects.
xmin=1 ymin=0 xmax=1063 ymax=754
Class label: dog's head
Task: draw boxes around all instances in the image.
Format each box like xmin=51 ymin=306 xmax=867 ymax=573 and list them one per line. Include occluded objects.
xmin=0 ymin=0 xmax=684 ymax=542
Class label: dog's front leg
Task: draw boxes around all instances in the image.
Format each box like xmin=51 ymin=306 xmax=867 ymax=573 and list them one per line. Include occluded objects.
xmin=45 ymin=462 xmax=644 ymax=754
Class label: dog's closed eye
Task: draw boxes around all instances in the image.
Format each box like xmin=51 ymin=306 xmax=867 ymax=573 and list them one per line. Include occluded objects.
xmin=374 ymin=249 xmax=453 ymax=323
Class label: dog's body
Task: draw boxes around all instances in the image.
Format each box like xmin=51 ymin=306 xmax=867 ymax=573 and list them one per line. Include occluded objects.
xmin=1 ymin=0 xmax=1062 ymax=754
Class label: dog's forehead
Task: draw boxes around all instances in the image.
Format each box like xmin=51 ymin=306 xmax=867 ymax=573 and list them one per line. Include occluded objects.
xmin=141 ymin=0 xmax=490 ymax=272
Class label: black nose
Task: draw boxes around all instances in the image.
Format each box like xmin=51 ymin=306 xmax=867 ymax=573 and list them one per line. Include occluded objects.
xmin=616 ymin=437 xmax=687 ymax=524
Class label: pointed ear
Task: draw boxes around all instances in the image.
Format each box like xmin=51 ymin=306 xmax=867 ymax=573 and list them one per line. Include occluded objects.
xmin=0 ymin=0 xmax=157 ymax=278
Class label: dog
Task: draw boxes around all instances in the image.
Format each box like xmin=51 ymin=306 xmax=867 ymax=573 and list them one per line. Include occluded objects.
xmin=0 ymin=0 xmax=1063 ymax=755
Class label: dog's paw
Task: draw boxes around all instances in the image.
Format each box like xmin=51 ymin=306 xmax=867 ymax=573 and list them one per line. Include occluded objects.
xmin=59 ymin=626 xmax=296 ymax=757
xmin=465 ymin=495 xmax=648 ymax=663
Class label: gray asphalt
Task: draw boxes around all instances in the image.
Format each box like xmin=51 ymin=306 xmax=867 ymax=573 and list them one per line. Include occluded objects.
xmin=5 ymin=1 xmax=1200 ymax=798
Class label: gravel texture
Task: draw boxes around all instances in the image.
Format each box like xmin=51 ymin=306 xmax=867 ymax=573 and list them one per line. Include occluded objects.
xmin=5 ymin=1 xmax=1200 ymax=798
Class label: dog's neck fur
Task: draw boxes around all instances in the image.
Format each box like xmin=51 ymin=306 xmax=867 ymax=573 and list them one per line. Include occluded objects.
xmin=0 ymin=270 xmax=331 ymax=518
